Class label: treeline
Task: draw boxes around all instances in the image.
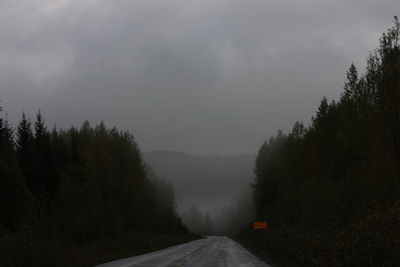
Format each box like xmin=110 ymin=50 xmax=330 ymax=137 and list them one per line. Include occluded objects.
xmin=0 ymin=110 xmax=190 ymax=266
xmin=246 ymin=17 xmax=400 ymax=266
xmin=180 ymin=191 xmax=254 ymax=236
xmin=181 ymin=205 xmax=213 ymax=235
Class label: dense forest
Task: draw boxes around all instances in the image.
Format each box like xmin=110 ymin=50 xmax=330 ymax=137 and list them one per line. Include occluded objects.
xmin=244 ymin=17 xmax=400 ymax=266
xmin=0 ymin=110 xmax=191 ymax=266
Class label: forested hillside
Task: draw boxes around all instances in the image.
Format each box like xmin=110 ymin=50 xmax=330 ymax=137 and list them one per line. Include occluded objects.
xmin=0 ymin=111 xmax=191 ymax=266
xmin=144 ymin=151 xmax=256 ymax=236
xmin=143 ymin=151 xmax=254 ymax=213
xmin=244 ymin=17 xmax=400 ymax=266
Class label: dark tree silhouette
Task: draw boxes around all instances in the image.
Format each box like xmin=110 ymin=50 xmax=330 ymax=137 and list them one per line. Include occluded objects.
xmin=248 ymin=17 xmax=400 ymax=266
xmin=1 ymin=106 xmax=190 ymax=266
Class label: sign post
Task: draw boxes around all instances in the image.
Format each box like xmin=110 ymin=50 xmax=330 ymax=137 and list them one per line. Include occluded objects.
xmin=253 ymin=221 xmax=268 ymax=230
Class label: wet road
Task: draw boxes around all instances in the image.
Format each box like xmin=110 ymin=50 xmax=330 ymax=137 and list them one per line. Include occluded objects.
xmin=96 ymin=236 xmax=269 ymax=267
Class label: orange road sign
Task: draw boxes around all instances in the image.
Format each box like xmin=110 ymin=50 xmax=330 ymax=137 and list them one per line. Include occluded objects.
xmin=253 ymin=221 xmax=268 ymax=230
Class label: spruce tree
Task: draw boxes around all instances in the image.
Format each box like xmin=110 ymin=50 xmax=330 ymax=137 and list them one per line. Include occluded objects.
xmin=33 ymin=110 xmax=57 ymax=203
xmin=16 ymin=113 xmax=35 ymax=193
xmin=0 ymin=106 xmax=34 ymax=232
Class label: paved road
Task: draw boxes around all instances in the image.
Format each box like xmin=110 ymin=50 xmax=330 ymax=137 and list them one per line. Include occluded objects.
xmin=97 ymin=236 xmax=270 ymax=267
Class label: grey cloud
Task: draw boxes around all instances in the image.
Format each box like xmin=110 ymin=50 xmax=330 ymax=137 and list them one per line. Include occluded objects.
xmin=0 ymin=0 xmax=398 ymax=154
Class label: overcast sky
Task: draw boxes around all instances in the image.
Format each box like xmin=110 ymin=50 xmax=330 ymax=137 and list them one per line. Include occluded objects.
xmin=0 ymin=0 xmax=398 ymax=155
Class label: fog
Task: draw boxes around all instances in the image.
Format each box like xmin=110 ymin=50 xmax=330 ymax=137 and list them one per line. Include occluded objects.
xmin=144 ymin=151 xmax=255 ymax=233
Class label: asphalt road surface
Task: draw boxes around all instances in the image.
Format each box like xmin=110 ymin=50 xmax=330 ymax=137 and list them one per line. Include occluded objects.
xmin=96 ymin=236 xmax=270 ymax=267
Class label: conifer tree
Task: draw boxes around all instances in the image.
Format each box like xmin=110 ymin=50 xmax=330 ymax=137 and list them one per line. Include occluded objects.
xmin=16 ymin=113 xmax=35 ymax=193
xmin=342 ymin=63 xmax=358 ymax=100
xmin=0 ymin=106 xmax=34 ymax=232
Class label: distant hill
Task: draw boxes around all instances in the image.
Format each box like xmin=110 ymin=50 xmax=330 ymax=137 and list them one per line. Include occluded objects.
xmin=143 ymin=151 xmax=255 ymax=216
